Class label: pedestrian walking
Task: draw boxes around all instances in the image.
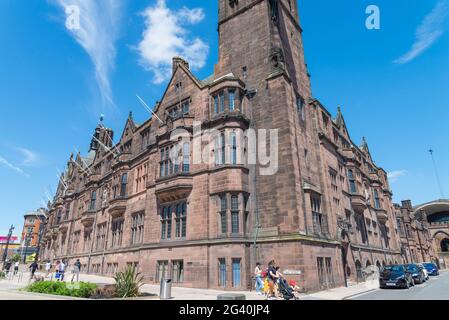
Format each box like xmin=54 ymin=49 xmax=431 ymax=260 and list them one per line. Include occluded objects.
xmin=14 ymin=261 xmax=19 ymax=275
xmin=71 ymin=259 xmax=81 ymax=283
xmin=59 ymin=260 xmax=66 ymax=281
xmin=29 ymin=260 xmax=38 ymax=282
xmin=45 ymin=260 xmax=52 ymax=278
xmin=4 ymin=260 xmax=12 ymax=278
xmin=55 ymin=260 xmax=61 ymax=281
xmin=254 ymin=262 xmax=264 ymax=295
xmin=267 ymin=260 xmax=278 ymax=299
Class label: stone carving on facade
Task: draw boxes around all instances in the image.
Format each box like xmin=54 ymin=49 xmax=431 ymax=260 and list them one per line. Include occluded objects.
xmin=101 ymin=186 xmax=110 ymax=208
xmin=270 ymin=46 xmax=285 ymax=72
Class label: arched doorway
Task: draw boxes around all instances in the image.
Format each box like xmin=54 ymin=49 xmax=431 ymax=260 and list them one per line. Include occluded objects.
xmin=441 ymin=238 xmax=449 ymax=252
xmin=355 ymin=260 xmax=363 ymax=282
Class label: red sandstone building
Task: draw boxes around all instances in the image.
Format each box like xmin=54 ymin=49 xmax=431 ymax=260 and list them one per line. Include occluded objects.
xmin=40 ymin=0 xmax=424 ymax=292
xmin=21 ymin=209 xmax=47 ymax=259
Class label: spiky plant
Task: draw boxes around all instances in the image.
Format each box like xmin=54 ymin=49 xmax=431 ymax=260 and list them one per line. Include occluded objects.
xmin=114 ymin=266 xmax=144 ymax=298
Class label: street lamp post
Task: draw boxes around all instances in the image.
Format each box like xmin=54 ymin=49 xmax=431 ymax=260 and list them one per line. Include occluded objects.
xmin=22 ymin=231 xmax=33 ymax=264
xmin=2 ymin=225 xmax=14 ymax=266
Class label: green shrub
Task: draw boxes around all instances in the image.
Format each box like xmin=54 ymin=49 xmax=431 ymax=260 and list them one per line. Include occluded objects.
xmin=114 ymin=266 xmax=144 ymax=298
xmin=0 ymin=271 xmax=5 ymax=279
xmin=26 ymin=281 xmax=97 ymax=298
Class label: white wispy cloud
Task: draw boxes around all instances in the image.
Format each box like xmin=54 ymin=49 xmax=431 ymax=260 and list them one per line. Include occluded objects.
xmin=388 ymin=170 xmax=407 ymax=183
xmin=137 ymin=0 xmax=209 ymax=84
xmin=0 ymin=155 xmax=29 ymax=178
xmin=53 ymin=0 xmax=123 ymax=108
xmin=17 ymin=147 xmax=40 ymax=166
xmin=394 ymin=0 xmax=449 ymax=64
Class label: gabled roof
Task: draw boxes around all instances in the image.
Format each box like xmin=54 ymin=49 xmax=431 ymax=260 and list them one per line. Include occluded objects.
xmin=153 ymin=63 xmax=204 ymax=116
xmin=118 ymin=112 xmax=137 ymax=144
xmin=360 ymin=137 xmax=373 ymax=161
xmin=333 ymin=106 xmax=350 ymax=139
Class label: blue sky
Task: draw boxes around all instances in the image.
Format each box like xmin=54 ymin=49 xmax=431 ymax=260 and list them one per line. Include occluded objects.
xmin=1 ymin=0 xmax=448 ymax=238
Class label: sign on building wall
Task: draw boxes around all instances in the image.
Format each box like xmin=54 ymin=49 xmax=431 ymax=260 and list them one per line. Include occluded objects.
xmin=283 ymin=270 xmax=302 ymax=275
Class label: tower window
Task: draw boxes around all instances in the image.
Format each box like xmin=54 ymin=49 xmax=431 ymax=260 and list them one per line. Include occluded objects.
xmin=348 ymin=170 xmax=357 ymax=194
xmin=228 ymin=90 xmax=236 ymax=111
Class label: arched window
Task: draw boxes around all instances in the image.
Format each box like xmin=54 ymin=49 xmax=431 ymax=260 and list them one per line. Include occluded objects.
xmin=441 ymin=238 xmax=449 ymax=252
xmin=366 ymin=260 xmax=372 ymax=268
xmin=348 ymin=170 xmax=357 ymax=193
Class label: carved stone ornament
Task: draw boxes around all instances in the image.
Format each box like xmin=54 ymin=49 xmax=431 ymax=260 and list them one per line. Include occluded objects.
xmin=270 ymin=46 xmax=285 ymax=72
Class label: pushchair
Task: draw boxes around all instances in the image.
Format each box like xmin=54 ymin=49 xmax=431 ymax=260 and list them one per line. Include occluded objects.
xmin=277 ymin=278 xmax=298 ymax=300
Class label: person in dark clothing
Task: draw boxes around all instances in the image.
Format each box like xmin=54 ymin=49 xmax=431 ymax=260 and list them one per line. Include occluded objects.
xmin=71 ymin=259 xmax=82 ymax=283
xmin=267 ymin=260 xmax=278 ymax=298
xmin=29 ymin=261 xmax=38 ymax=281
xmin=4 ymin=260 xmax=12 ymax=277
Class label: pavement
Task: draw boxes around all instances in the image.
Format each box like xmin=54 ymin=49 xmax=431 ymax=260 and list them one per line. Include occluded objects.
xmin=0 ymin=270 xmax=447 ymax=300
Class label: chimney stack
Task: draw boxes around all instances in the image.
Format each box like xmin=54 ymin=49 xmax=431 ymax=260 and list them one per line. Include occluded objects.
xmin=172 ymin=57 xmax=189 ymax=75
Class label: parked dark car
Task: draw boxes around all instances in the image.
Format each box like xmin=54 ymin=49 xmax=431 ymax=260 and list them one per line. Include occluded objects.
xmin=404 ymin=264 xmax=426 ymax=284
xmin=422 ymin=262 xmax=440 ymax=276
xmin=379 ymin=265 xmax=414 ymax=289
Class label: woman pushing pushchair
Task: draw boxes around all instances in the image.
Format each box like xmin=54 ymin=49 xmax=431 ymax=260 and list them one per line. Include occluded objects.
xmin=264 ymin=261 xmax=300 ymax=300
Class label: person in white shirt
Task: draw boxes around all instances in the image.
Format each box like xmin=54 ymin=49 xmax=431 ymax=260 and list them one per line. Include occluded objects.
xmin=59 ymin=260 xmax=66 ymax=281
xmin=45 ymin=261 xmax=52 ymax=278
xmin=14 ymin=261 xmax=20 ymax=275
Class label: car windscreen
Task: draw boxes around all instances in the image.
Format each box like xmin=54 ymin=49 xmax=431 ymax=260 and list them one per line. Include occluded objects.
xmin=383 ymin=266 xmax=403 ymax=272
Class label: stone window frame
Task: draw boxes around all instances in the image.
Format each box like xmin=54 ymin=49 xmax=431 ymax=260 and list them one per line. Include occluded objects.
xmin=214 ymin=130 xmax=242 ymax=167
xmin=89 ymin=190 xmax=97 ymax=211
xmin=131 ymin=211 xmax=145 ymax=245
xmin=211 ymin=87 xmax=242 ymax=116
xmin=135 ymin=162 xmax=149 ymax=194
xmin=220 ymin=195 xmax=228 ymax=234
xmin=160 ymin=200 xmax=188 ymax=240
xmin=231 ymin=195 xmax=240 ymax=234
xmin=218 ymin=258 xmax=227 ymax=288
xmin=95 ymin=222 xmax=107 ymax=251
xmin=373 ymin=188 xmax=381 ymax=209
xmin=167 ymin=99 xmax=191 ymax=120
xmin=218 ymin=193 xmax=244 ymax=236
xmin=111 ymin=218 xmax=124 ymax=248
xmin=295 ymin=94 xmax=306 ymax=122
xmin=310 ymin=193 xmax=329 ymax=236
xmin=83 ymin=228 xmax=92 ymax=252
xmin=156 ymin=260 xmax=169 ymax=283
xmin=347 ymin=169 xmax=357 ymax=194
xmin=159 ymin=142 xmax=191 ymax=179
xmin=172 ymin=260 xmax=184 ymax=283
